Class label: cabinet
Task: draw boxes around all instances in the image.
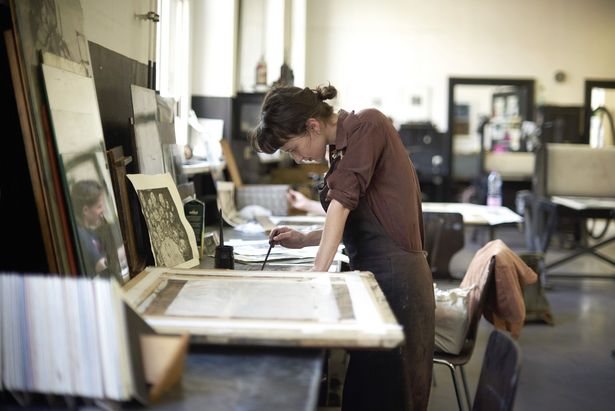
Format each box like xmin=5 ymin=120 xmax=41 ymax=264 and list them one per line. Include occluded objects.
xmin=231 ymin=92 xmax=291 ymax=184
xmin=233 ymin=92 xmax=266 ymax=142
xmin=398 ymin=123 xmax=451 ymax=202
xmin=231 ymin=92 xmax=272 ymax=184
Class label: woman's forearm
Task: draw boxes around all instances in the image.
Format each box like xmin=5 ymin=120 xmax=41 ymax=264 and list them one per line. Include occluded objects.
xmin=313 ymin=200 xmax=350 ymax=271
xmin=304 ymin=229 xmax=323 ymax=246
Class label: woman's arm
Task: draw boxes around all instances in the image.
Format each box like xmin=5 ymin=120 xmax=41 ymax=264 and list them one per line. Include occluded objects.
xmin=270 ymin=226 xmax=322 ymax=248
xmin=313 ymin=199 xmax=350 ymax=271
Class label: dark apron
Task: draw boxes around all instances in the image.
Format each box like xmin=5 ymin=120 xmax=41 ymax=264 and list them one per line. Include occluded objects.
xmin=320 ymin=150 xmax=435 ymax=411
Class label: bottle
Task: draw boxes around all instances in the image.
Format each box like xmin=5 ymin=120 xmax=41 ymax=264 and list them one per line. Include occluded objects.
xmin=486 ymin=170 xmax=502 ymax=207
xmin=255 ymin=56 xmax=267 ymax=86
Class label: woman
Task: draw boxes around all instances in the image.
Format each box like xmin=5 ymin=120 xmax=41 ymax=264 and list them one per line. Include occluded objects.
xmin=250 ymin=85 xmax=435 ymax=411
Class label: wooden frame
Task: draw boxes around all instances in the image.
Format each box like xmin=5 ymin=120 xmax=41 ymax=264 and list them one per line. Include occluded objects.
xmin=123 ymin=267 xmax=404 ymax=349
xmin=108 ymin=146 xmax=146 ymax=277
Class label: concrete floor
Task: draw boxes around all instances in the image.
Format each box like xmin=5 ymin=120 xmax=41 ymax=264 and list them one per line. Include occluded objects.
xmin=320 ymin=223 xmax=615 ymax=411
xmin=428 ymin=224 xmax=615 ymax=411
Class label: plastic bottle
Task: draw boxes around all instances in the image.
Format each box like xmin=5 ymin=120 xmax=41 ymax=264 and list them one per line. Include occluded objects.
xmin=486 ymin=170 xmax=502 ymax=207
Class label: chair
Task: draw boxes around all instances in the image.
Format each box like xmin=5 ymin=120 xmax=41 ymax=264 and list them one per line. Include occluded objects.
xmin=423 ymin=211 xmax=465 ymax=280
xmin=472 ymin=329 xmax=522 ymax=411
xmin=433 ymin=257 xmax=495 ymax=411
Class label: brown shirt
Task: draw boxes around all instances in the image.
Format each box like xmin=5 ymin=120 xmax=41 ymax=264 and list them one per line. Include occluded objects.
xmin=326 ymin=109 xmax=424 ymax=252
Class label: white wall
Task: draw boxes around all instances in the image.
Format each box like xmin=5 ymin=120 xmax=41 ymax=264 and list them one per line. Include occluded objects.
xmin=237 ymin=0 xmax=302 ymax=92
xmin=238 ymin=0 xmax=266 ymax=91
xmin=191 ymin=0 xmax=237 ymax=97
xmin=305 ymin=0 xmax=615 ymax=131
xmin=81 ymin=0 xmax=154 ymax=64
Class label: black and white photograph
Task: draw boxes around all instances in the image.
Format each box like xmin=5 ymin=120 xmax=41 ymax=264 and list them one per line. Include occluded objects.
xmin=127 ymin=173 xmax=199 ymax=269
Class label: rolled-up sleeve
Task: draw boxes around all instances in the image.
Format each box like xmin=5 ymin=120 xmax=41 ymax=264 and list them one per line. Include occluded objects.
xmin=326 ymin=120 xmax=386 ymax=210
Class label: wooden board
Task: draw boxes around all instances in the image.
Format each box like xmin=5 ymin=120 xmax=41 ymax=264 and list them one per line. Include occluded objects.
xmin=123 ymin=267 xmax=404 ymax=349
xmin=130 ymin=84 xmax=165 ymax=175
xmin=220 ymin=139 xmax=243 ymax=188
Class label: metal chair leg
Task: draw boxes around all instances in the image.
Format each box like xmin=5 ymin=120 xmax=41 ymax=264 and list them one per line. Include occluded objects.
xmin=460 ymin=365 xmax=472 ymax=410
xmin=434 ymin=359 xmax=463 ymax=411
xmin=449 ymin=365 xmax=464 ymax=411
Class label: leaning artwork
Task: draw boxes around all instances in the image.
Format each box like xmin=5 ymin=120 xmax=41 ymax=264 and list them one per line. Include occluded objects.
xmin=127 ymin=173 xmax=199 ymax=268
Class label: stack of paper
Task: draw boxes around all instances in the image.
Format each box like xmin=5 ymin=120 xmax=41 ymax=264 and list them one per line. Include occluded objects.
xmin=0 ymin=274 xmax=144 ymax=402
xmin=228 ymin=239 xmax=348 ymax=267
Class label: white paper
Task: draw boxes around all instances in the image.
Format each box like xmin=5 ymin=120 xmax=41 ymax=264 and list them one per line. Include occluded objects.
xmin=165 ymin=277 xmax=340 ymax=321
xmin=422 ymin=202 xmax=523 ymax=225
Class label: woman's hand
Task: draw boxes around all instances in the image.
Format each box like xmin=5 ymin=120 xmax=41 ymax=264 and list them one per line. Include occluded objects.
xmin=269 ymin=226 xmax=323 ymax=249
xmin=287 ymin=189 xmax=311 ymax=210
xmin=287 ymin=189 xmax=326 ymax=215
xmin=269 ymin=226 xmax=306 ymax=249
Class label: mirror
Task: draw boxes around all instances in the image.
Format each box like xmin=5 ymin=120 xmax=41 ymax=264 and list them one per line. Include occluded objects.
xmin=584 ymin=80 xmax=615 ymax=148
xmin=447 ymin=78 xmax=534 ymax=204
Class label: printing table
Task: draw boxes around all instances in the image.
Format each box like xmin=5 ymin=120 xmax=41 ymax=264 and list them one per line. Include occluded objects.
xmin=524 ymin=194 xmax=615 ymax=280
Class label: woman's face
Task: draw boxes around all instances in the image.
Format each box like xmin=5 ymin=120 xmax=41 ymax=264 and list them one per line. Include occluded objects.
xmin=281 ymin=122 xmax=327 ymax=164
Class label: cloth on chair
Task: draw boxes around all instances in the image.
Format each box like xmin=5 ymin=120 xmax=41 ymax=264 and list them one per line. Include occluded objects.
xmin=461 ymin=240 xmax=537 ymax=338
xmin=433 ymin=284 xmax=475 ymax=354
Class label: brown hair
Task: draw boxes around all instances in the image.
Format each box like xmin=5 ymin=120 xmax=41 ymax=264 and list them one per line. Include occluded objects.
xmin=71 ymin=180 xmax=103 ymax=215
xmin=249 ymin=84 xmax=337 ymax=154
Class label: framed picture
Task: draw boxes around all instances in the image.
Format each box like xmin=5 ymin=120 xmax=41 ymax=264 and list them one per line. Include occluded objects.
xmin=123 ymin=267 xmax=404 ymax=348
xmin=127 ymin=173 xmax=199 ymax=268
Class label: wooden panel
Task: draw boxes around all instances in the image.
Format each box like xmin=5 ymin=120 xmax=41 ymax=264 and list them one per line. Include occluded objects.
xmin=89 ymin=41 xmax=148 ymax=163
xmin=108 ymin=146 xmax=145 ymax=277
xmin=1 ymin=29 xmax=48 ymax=272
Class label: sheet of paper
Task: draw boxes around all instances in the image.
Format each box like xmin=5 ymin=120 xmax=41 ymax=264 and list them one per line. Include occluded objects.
xmin=162 ymin=277 xmax=340 ymax=321
xmin=227 ymin=239 xmax=348 ymax=264
xmin=422 ymin=202 xmax=523 ymax=225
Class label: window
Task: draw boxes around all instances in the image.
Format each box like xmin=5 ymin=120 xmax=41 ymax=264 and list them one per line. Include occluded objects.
xmin=156 ymin=0 xmax=191 ymax=146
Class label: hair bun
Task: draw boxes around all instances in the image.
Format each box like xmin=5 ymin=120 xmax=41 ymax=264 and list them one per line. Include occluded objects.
xmin=315 ymin=85 xmax=337 ymax=101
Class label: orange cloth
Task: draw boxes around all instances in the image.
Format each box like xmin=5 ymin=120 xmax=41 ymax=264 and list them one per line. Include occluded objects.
xmin=461 ymin=240 xmax=537 ymax=338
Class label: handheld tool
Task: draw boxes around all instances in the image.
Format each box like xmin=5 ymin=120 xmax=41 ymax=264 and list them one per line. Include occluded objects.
xmin=261 ymin=241 xmax=274 ymax=270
